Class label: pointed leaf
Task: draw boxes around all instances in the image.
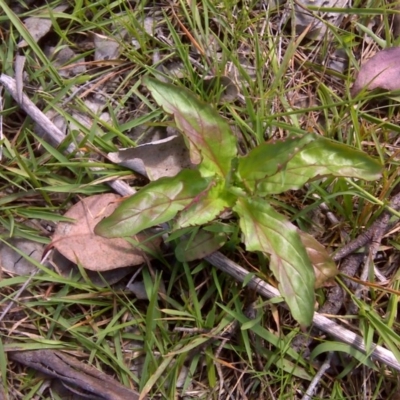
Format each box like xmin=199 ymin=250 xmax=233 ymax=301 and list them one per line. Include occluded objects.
xmin=238 ymin=133 xmax=316 ymax=193
xmin=143 ymin=77 xmax=237 ymax=177
xmin=95 ymin=170 xmax=212 ymax=237
xmin=298 ymin=230 xmax=338 ymax=288
xmin=175 ymin=179 xmax=236 ymax=228
xmin=257 ymin=137 xmax=382 ymax=195
xmin=175 ymin=229 xmax=227 ymax=262
xmin=234 ymin=197 xmax=315 ymax=327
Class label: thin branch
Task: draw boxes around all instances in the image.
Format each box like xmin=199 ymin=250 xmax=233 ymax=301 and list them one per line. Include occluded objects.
xmin=302 ymin=352 xmax=334 ymax=400
xmin=333 ymin=192 xmax=400 ymax=261
xmin=205 ymin=252 xmax=400 ymax=372
xmin=0 ymin=74 xmax=135 ymax=197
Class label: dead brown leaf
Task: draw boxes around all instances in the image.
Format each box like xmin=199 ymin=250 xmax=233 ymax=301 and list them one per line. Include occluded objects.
xmin=18 ymin=5 xmax=68 ymax=48
xmin=52 ymin=193 xmax=160 ymax=271
xmin=0 ymin=238 xmax=43 ymax=275
xmin=53 ymin=249 xmax=136 ymax=286
xmin=108 ymin=134 xmax=193 ymax=180
xmin=298 ymin=230 xmax=338 ymax=288
xmin=351 ymin=47 xmax=400 ymax=96
xmin=9 ymin=349 xmax=144 ymax=400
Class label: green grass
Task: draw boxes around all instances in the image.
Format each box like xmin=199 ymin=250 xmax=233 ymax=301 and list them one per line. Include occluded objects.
xmin=1 ymin=0 xmax=400 ymax=398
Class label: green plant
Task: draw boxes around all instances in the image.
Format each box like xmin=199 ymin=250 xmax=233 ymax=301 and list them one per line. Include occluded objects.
xmin=95 ymin=77 xmax=382 ymax=327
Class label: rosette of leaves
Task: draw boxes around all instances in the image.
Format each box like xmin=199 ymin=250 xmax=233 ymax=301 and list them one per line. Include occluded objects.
xmin=95 ymin=77 xmax=382 ymax=327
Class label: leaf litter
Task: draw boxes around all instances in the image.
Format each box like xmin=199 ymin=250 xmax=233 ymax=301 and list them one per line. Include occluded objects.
xmin=0 ymin=238 xmax=43 ymax=275
xmin=108 ymin=134 xmax=193 ymax=180
xmin=18 ymin=4 xmax=69 ymax=48
xmin=351 ymin=47 xmax=400 ymax=96
xmin=52 ymin=193 xmax=161 ymax=271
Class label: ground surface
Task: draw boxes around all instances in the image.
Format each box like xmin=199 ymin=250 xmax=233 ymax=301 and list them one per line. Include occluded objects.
xmin=1 ymin=1 xmax=400 ymax=399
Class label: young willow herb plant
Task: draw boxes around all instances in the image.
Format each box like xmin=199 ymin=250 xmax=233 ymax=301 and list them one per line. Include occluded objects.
xmin=95 ymin=77 xmax=382 ymax=327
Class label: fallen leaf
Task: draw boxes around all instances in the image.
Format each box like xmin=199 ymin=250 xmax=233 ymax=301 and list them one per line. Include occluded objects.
xmin=18 ymin=5 xmax=68 ymax=48
xmin=0 ymin=239 xmax=43 ymax=275
xmin=53 ymin=249 xmax=136 ymax=286
xmin=201 ymin=76 xmax=239 ymax=103
xmin=351 ymin=47 xmax=400 ymax=96
xmin=108 ymin=135 xmax=193 ymax=180
xmin=45 ymin=46 xmax=87 ymax=78
xmin=294 ymin=0 xmax=348 ymax=40
xmin=298 ymin=230 xmax=338 ymax=288
xmin=9 ymin=350 xmax=144 ymax=400
xmin=52 ymin=193 xmax=160 ymax=271
xmin=131 ymin=16 xmax=156 ymax=50
xmin=0 ymin=239 xmax=44 ymax=275
xmin=93 ymin=33 xmax=121 ymax=61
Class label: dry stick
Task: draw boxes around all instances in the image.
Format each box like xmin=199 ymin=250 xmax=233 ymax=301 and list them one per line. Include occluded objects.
xmin=291 ymin=253 xmax=364 ymax=358
xmin=15 ymin=55 xmax=25 ymax=105
xmin=0 ymin=86 xmax=3 ymax=161
xmin=301 ymin=352 xmax=334 ymax=400
xmin=0 ymin=74 xmax=135 ymax=197
xmin=333 ymin=192 xmax=400 ymax=315
xmin=3 ymin=73 xmax=400 ymax=373
xmin=205 ymin=252 xmax=400 ymax=372
xmin=333 ymin=191 xmax=400 ymax=262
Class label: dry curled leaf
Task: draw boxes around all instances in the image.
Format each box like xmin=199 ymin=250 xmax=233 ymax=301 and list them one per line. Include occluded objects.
xmin=294 ymin=0 xmax=348 ymax=40
xmin=108 ymin=134 xmax=193 ymax=180
xmin=0 ymin=238 xmax=43 ymax=275
xmin=299 ymin=230 xmax=338 ymax=288
xmin=9 ymin=350 xmax=143 ymax=400
xmin=52 ymin=193 xmax=160 ymax=271
xmin=201 ymin=76 xmax=239 ymax=103
xmin=18 ymin=5 xmax=68 ymax=48
xmin=53 ymin=249 xmax=136 ymax=286
xmin=351 ymin=47 xmax=400 ymax=96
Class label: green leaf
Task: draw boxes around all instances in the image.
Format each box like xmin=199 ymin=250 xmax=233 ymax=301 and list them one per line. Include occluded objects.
xmin=233 ymin=197 xmax=315 ymax=327
xmin=241 ymin=315 xmax=262 ymax=330
xmin=298 ymin=230 xmax=338 ymax=288
xmin=175 ymin=179 xmax=236 ymax=228
xmin=310 ymin=342 xmax=376 ymax=370
xmin=257 ymin=137 xmax=382 ymax=195
xmin=175 ymin=229 xmax=227 ymax=262
xmin=143 ymin=77 xmax=237 ymax=177
xmin=94 ymin=170 xmax=212 ymax=237
xmin=237 ymin=133 xmax=316 ymax=193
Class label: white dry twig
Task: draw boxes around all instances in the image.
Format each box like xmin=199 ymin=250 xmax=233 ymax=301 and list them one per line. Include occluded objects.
xmin=0 ymin=74 xmax=134 ymax=197
xmin=0 ymin=85 xmax=3 ymax=161
xmin=302 ymin=352 xmax=334 ymax=400
xmin=15 ymin=55 xmax=26 ymax=104
xmin=205 ymin=252 xmax=400 ymax=372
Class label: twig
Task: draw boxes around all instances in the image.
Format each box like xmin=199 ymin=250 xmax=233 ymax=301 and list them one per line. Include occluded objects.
xmin=0 ymin=74 xmax=135 ymax=197
xmin=333 ymin=191 xmax=400 ymax=261
xmin=0 ymin=86 xmax=3 ymax=161
xmin=0 ymin=269 xmax=38 ymax=323
xmin=291 ymin=254 xmax=364 ymax=356
xmin=301 ymin=352 xmax=334 ymax=400
xmin=15 ymin=55 xmax=25 ymax=104
xmin=205 ymin=252 xmax=400 ymax=372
